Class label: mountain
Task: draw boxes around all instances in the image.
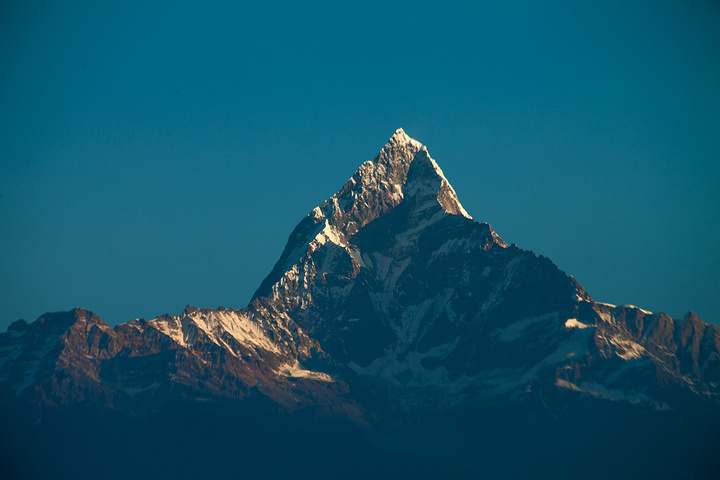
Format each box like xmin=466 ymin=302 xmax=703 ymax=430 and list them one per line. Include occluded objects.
xmin=253 ymin=128 xmax=720 ymax=411
xmin=1 ymin=129 xmax=719 ymax=479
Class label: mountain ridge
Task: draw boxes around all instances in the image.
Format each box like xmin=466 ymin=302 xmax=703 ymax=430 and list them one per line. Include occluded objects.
xmin=1 ymin=129 xmax=719 ymax=479
xmin=2 ymin=129 xmax=718 ymax=411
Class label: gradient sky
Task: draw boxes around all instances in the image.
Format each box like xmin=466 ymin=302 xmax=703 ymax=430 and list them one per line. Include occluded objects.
xmin=1 ymin=1 xmax=719 ymax=329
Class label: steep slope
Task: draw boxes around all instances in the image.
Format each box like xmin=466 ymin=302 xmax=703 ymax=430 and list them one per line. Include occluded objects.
xmin=252 ymin=128 xmax=720 ymax=411
xmin=3 ymin=129 xmax=717 ymax=415
xmin=1 ymin=128 xmax=719 ymax=480
xmin=0 ymin=303 xmax=359 ymax=419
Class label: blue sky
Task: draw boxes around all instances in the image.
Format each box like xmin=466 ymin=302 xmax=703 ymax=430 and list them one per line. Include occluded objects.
xmin=1 ymin=0 xmax=718 ymax=329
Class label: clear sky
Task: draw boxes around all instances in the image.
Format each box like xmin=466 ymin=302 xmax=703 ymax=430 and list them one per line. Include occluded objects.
xmin=1 ymin=1 xmax=718 ymax=329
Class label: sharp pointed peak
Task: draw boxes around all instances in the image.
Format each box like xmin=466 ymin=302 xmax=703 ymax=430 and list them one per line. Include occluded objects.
xmin=387 ymin=127 xmax=422 ymax=149
xmin=252 ymin=129 xmax=496 ymax=299
xmin=392 ymin=127 xmax=408 ymax=138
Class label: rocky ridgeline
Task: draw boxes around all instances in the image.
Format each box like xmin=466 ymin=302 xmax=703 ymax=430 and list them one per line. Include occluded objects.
xmin=1 ymin=129 xmax=718 ymax=479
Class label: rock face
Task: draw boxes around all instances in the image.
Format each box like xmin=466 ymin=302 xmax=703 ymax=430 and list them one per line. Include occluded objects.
xmin=0 ymin=303 xmax=359 ymax=420
xmin=1 ymin=129 xmax=719 ymax=479
xmin=250 ymin=128 xmax=720 ymax=411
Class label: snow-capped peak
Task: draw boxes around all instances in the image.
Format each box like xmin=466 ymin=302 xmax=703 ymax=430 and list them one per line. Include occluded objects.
xmin=388 ymin=127 xmax=423 ymax=150
xmin=340 ymin=128 xmax=470 ymax=222
xmin=252 ymin=129 xmax=492 ymax=300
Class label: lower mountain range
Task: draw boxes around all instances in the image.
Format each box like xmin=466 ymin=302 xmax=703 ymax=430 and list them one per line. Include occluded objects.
xmin=2 ymin=129 xmax=718 ymax=479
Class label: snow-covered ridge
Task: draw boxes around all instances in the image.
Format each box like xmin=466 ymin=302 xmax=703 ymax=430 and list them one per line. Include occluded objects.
xmin=257 ymin=128 xmax=481 ymax=301
xmin=620 ymin=305 xmax=653 ymax=315
xmin=389 ymin=127 xmax=422 ymax=150
xmin=594 ymin=301 xmax=653 ymax=316
xmin=148 ymin=306 xmax=336 ymax=383
xmin=317 ymin=127 xmax=471 ymax=232
xmin=150 ymin=308 xmax=282 ymax=355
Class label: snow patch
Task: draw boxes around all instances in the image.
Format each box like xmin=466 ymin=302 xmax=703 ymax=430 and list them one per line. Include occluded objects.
xmin=609 ymin=336 xmax=647 ymax=360
xmin=621 ymin=305 xmax=653 ymax=315
xmin=565 ymin=318 xmax=591 ymax=330
xmin=555 ymin=379 xmax=668 ymax=410
xmin=277 ymin=361 xmax=334 ymax=382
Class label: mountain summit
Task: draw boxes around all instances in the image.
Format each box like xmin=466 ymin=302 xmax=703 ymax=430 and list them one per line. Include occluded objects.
xmin=1 ymin=129 xmax=719 ymax=479
xmin=254 ymin=128 xmax=477 ymax=298
xmin=254 ymin=129 xmax=516 ymax=372
xmin=250 ymin=129 xmax=719 ymax=409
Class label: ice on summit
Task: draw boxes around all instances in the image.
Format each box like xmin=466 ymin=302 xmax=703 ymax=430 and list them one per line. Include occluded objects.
xmin=258 ymin=128 xmax=481 ymax=294
xmin=389 ymin=127 xmax=423 ymax=150
xmin=330 ymin=127 xmax=472 ymax=224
